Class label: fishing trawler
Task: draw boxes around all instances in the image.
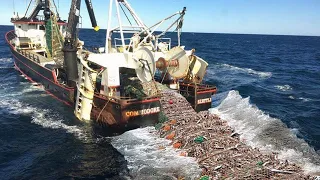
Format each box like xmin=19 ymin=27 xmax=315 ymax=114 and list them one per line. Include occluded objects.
xmin=5 ymin=0 xmax=216 ymax=132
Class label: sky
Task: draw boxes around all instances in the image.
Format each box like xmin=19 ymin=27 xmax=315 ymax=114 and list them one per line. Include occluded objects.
xmin=0 ymin=0 xmax=319 ymax=36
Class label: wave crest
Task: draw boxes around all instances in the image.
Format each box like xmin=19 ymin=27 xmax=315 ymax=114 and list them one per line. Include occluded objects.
xmin=220 ymin=63 xmax=272 ymax=78
xmin=275 ymin=85 xmax=292 ymax=91
xmin=0 ymin=97 xmax=87 ymax=140
xmin=210 ymin=90 xmax=320 ymax=175
xmin=111 ymin=127 xmax=201 ymax=179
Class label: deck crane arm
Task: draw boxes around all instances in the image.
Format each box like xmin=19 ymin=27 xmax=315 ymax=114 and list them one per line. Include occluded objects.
xmin=85 ymin=0 xmax=100 ymax=31
xmin=62 ymin=0 xmax=99 ymax=87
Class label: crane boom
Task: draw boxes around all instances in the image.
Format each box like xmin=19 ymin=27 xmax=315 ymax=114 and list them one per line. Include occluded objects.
xmin=62 ymin=0 xmax=99 ymax=87
xmin=85 ymin=0 xmax=99 ymax=31
xmin=65 ymin=0 xmax=81 ymax=41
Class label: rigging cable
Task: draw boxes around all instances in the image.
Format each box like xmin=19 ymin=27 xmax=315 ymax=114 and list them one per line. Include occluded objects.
xmin=119 ymin=3 xmax=136 ymax=51
xmin=119 ymin=3 xmax=133 ymax=27
xmin=121 ymin=2 xmax=141 ymax=27
xmin=24 ymin=0 xmax=33 ymax=18
xmin=58 ymin=0 xmax=60 ymax=15
xmin=52 ymin=0 xmax=60 ymax=18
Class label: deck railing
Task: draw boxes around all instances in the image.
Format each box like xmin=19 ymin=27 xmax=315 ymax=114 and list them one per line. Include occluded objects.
xmin=18 ymin=49 xmax=41 ymax=64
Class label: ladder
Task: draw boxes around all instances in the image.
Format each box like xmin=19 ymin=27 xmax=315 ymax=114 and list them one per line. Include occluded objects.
xmin=74 ymin=54 xmax=97 ymax=121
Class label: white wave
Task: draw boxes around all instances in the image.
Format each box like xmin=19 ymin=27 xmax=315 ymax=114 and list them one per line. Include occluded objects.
xmin=21 ymin=84 xmax=45 ymax=94
xmin=220 ymin=63 xmax=272 ymax=78
xmin=0 ymin=83 xmax=44 ymax=98
xmin=0 ymin=97 xmax=87 ymax=140
xmin=210 ymin=90 xmax=320 ymax=175
xmin=0 ymin=67 xmax=14 ymax=69
xmin=290 ymin=128 xmax=300 ymax=136
xmin=111 ymin=127 xmax=201 ymax=179
xmin=298 ymin=97 xmax=312 ymax=102
xmin=0 ymin=58 xmax=13 ymax=69
xmin=0 ymin=58 xmax=13 ymax=63
xmin=277 ymin=149 xmax=320 ymax=175
xmin=289 ymin=96 xmax=295 ymax=99
xmin=0 ymin=99 xmax=34 ymax=114
xmin=275 ymin=84 xmax=292 ymax=91
xmin=31 ymin=110 xmax=88 ymax=140
xmin=0 ymin=77 xmax=88 ymax=140
xmin=288 ymin=96 xmax=312 ymax=102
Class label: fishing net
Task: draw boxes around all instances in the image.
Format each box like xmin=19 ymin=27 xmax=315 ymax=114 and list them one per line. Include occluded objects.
xmin=155 ymin=90 xmax=314 ymax=179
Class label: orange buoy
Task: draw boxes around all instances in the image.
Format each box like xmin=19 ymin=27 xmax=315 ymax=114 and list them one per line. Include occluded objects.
xmin=163 ymin=125 xmax=171 ymax=131
xmin=166 ymin=132 xmax=175 ymax=140
xmin=173 ymin=142 xmax=182 ymax=148
xmin=169 ymin=119 xmax=177 ymax=125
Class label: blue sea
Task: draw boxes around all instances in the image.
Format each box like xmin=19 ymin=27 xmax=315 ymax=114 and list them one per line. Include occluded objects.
xmin=0 ymin=25 xmax=319 ymax=179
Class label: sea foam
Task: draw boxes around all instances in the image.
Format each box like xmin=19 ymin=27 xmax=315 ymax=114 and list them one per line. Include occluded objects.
xmin=0 ymin=58 xmax=13 ymax=63
xmin=0 ymin=91 xmax=87 ymax=141
xmin=210 ymin=90 xmax=320 ymax=175
xmin=275 ymin=84 xmax=293 ymax=91
xmin=0 ymin=58 xmax=14 ymax=69
xmin=111 ymin=127 xmax=201 ymax=179
xmin=220 ymin=63 xmax=272 ymax=78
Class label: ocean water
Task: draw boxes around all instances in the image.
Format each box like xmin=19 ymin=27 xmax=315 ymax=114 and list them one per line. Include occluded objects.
xmin=1 ymin=25 xmax=320 ymax=178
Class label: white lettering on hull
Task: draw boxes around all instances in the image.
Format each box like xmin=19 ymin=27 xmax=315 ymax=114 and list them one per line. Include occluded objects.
xmin=126 ymin=107 xmax=161 ymax=117
xmin=197 ymin=98 xmax=212 ymax=104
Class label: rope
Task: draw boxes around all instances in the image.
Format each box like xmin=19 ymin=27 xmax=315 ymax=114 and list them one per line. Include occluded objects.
xmin=160 ymin=66 xmax=169 ymax=84
xmin=157 ymin=11 xmax=186 ymax=38
xmin=96 ymin=98 xmax=110 ymax=122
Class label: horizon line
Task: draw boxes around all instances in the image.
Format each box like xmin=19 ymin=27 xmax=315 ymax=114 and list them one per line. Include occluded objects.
xmin=79 ymin=27 xmax=320 ymax=37
xmin=1 ymin=24 xmax=319 ymax=37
